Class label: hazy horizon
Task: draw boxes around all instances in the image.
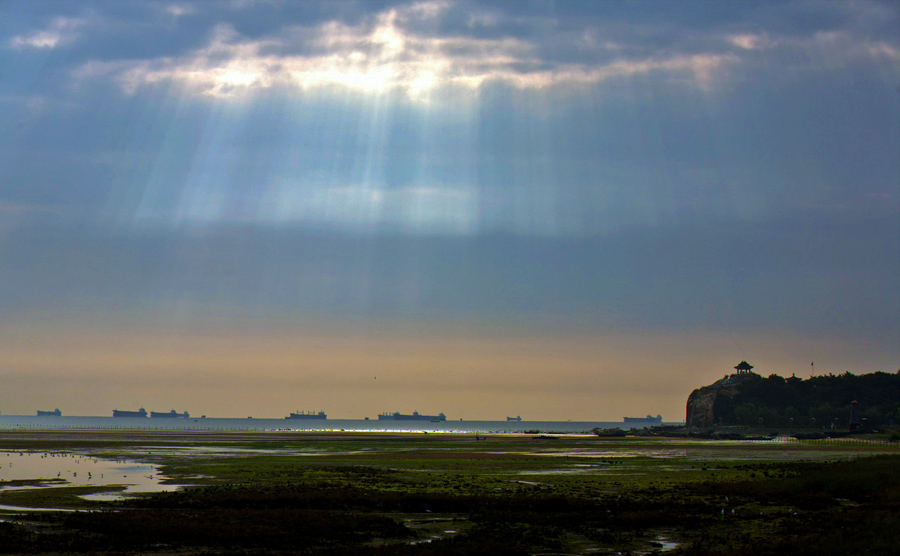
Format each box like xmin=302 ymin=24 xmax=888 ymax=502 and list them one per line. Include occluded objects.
xmin=1 ymin=0 xmax=898 ymax=421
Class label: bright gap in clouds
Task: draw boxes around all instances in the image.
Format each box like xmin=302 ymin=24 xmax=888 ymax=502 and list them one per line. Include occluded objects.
xmin=52 ymin=1 xmax=896 ymax=236
xmin=82 ymin=5 xmax=733 ymax=102
xmin=70 ymin=3 xmax=733 ymax=234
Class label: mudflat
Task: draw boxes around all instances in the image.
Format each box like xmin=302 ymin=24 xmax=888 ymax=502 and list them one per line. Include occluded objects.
xmin=1 ymin=429 xmax=898 ymax=554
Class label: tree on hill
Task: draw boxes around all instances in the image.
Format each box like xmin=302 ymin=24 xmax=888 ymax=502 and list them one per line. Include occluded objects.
xmin=712 ymin=371 xmax=899 ymax=429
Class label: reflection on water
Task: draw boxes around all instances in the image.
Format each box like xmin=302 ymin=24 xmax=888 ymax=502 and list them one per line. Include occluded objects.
xmin=641 ymin=533 xmax=680 ymax=554
xmin=0 ymin=451 xmax=180 ymax=502
xmin=0 ymin=502 xmax=82 ymax=513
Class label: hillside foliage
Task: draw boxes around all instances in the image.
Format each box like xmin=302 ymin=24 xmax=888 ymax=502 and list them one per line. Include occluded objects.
xmin=712 ymin=371 xmax=900 ymax=429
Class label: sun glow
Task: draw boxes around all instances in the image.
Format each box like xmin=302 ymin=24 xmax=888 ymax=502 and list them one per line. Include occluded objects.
xmin=76 ymin=4 xmax=742 ymax=102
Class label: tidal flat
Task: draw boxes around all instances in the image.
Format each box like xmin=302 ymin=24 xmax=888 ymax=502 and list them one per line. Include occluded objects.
xmin=0 ymin=430 xmax=898 ymax=555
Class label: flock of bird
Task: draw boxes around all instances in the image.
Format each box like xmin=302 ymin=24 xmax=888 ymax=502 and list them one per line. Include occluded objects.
xmin=0 ymin=451 xmax=162 ymax=484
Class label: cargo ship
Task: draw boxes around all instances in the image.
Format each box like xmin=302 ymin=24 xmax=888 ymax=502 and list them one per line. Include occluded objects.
xmin=285 ymin=411 xmax=327 ymax=420
xmin=112 ymin=408 xmax=148 ymax=418
xmin=37 ymin=409 xmax=62 ymax=417
xmin=378 ymin=411 xmax=446 ymax=421
xmin=150 ymin=410 xmax=190 ymax=418
xmin=507 ymin=416 xmax=522 ymax=421
xmin=623 ymin=414 xmax=662 ymax=424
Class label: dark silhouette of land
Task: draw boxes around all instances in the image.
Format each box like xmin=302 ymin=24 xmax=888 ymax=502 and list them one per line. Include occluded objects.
xmin=687 ymin=366 xmax=900 ymax=430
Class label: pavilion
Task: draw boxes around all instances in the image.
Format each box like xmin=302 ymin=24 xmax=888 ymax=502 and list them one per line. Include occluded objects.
xmin=734 ymin=360 xmax=754 ymax=374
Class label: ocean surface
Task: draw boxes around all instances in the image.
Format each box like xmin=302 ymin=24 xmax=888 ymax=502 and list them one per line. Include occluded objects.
xmin=0 ymin=415 xmax=675 ymax=434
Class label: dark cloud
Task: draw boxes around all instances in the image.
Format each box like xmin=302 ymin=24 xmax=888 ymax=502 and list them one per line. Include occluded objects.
xmin=2 ymin=216 xmax=896 ymax=342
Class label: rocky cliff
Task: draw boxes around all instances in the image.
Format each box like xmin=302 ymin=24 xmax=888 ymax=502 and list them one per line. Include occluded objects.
xmin=685 ymin=373 xmax=756 ymax=428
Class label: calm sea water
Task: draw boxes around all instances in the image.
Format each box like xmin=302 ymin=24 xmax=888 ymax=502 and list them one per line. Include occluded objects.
xmin=0 ymin=415 xmax=673 ymax=434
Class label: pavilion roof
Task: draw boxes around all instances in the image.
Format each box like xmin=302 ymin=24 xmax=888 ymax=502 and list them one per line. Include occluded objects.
xmin=734 ymin=360 xmax=754 ymax=371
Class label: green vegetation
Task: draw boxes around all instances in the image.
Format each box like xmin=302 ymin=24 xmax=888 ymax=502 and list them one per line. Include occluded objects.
xmin=0 ymin=431 xmax=898 ymax=554
xmin=713 ymin=371 xmax=900 ymax=429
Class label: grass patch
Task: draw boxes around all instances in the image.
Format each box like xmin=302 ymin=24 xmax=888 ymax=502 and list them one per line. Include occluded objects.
xmin=0 ymin=485 xmax=125 ymax=509
xmin=0 ymin=432 xmax=898 ymax=554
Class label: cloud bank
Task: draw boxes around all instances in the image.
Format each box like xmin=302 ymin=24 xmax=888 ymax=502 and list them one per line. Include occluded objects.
xmin=10 ymin=16 xmax=86 ymax=49
xmin=74 ymin=3 xmax=740 ymax=102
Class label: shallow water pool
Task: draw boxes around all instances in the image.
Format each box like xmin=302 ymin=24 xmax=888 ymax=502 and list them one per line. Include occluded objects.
xmin=0 ymin=451 xmax=181 ymax=502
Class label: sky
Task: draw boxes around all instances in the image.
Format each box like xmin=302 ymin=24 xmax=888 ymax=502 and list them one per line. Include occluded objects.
xmin=1 ymin=0 xmax=898 ymax=421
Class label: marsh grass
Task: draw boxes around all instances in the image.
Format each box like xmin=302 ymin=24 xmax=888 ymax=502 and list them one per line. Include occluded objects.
xmin=0 ymin=432 xmax=898 ymax=554
xmin=0 ymin=485 xmax=126 ymax=509
xmin=0 ymin=478 xmax=66 ymax=488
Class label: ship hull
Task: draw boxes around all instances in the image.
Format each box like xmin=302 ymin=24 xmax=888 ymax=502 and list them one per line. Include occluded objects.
xmin=285 ymin=412 xmax=327 ymax=420
xmin=378 ymin=412 xmax=446 ymax=421
xmin=623 ymin=416 xmax=662 ymax=424
xmin=151 ymin=411 xmax=189 ymax=418
xmin=112 ymin=409 xmax=147 ymax=418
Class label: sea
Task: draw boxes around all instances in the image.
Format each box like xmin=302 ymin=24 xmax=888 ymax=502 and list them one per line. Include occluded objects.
xmin=0 ymin=415 xmax=675 ymax=434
